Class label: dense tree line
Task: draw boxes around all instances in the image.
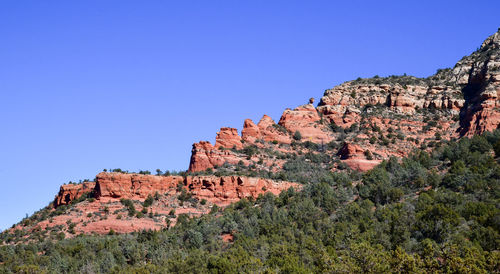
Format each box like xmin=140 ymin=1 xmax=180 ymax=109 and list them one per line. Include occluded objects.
xmin=0 ymin=132 xmax=499 ymax=273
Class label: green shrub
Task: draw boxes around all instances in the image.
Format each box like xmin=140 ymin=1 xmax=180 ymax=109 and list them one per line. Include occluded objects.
xmin=293 ymin=131 xmax=302 ymax=141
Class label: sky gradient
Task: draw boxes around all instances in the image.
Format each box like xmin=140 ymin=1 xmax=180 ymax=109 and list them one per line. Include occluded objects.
xmin=1 ymin=0 xmax=499 ymax=230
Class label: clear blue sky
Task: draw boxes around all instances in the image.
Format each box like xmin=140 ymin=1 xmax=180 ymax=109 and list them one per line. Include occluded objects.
xmin=0 ymin=1 xmax=498 ymax=231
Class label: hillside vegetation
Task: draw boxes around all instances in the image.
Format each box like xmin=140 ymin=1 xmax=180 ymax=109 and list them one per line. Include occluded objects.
xmin=1 ymin=131 xmax=499 ymax=273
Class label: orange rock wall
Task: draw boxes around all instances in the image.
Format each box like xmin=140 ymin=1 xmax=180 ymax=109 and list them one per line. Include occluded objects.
xmin=54 ymin=173 xmax=300 ymax=207
xmin=53 ymin=182 xmax=96 ymax=207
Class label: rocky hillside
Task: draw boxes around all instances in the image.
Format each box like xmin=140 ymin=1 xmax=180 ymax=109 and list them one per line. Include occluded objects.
xmin=2 ymin=29 xmax=499 ymax=242
xmin=3 ymin=172 xmax=297 ymax=241
xmin=189 ymin=29 xmax=500 ymax=173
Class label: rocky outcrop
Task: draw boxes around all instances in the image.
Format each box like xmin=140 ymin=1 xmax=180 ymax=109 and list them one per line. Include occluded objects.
xmin=343 ymin=159 xmax=381 ymax=172
xmin=186 ymin=176 xmax=300 ymax=206
xmin=16 ymin=29 xmax=500 ymax=239
xmin=54 ymin=173 xmax=299 ymax=207
xmin=456 ymin=30 xmax=500 ymax=136
xmin=45 ymin=173 xmax=300 ymax=236
xmin=186 ymin=29 xmax=499 ymax=174
xmin=53 ymin=182 xmax=96 ymax=207
xmin=188 ymin=141 xmax=249 ymax=172
xmin=241 ymin=115 xmax=292 ymax=144
xmin=337 ymin=142 xmax=365 ymax=160
xmin=94 ymin=172 xmax=183 ymax=199
xmin=337 ymin=142 xmax=381 ymax=171
xmin=215 ymin=127 xmax=243 ymax=150
xmin=189 ymin=115 xmax=291 ymax=173
xmin=278 ymin=104 xmax=334 ymax=143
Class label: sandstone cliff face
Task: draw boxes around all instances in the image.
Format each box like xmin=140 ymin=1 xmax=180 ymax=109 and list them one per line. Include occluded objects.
xmin=278 ymin=104 xmax=334 ymax=143
xmin=12 ymin=30 xmax=500 ymax=239
xmin=215 ymin=127 xmax=243 ymax=150
xmin=188 ymin=29 xmax=500 ymax=173
xmin=54 ymin=172 xmax=299 ymax=207
xmin=53 ymin=182 xmax=96 ymax=207
xmin=45 ymin=173 xmax=299 ymax=235
xmin=186 ymin=175 xmax=299 ymax=206
xmin=189 ymin=141 xmax=250 ymax=172
xmin=242 ymin=115 xmax=292 ymax=144
xmin=94 ymin=172 xmax=183 ymax=199
xmin=456 ymin=30 xmax=500 ymax=136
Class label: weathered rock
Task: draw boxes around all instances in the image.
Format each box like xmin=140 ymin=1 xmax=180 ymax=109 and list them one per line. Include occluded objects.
xmin=186 ymin=175 xmax=300 ymax=206
xmin=457 ymin=30 xmax=500 ymax=135
xmin=257 ymin=115 xmax=292 ymax=143
xmin=188 ymin=141 xmax=248 ymax=172
xmin=215 ymin=127 xmax=243 ymax=150
xmin=53 ymin=182 xmax=96 ymax=207
xmin=337 ymin=142 xmax=364 ymax=160
xmin=278 ymin=104 xmax=334 ymax=143
xmin=94 ymin=172 xmax=183 ymax=199
xmin=241 ymin=119 xmax=260 ymax=143
xmin=54 ymin=173 xmax=300 ymax=207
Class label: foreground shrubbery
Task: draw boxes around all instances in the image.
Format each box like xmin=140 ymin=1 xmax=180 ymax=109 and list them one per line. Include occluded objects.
xmin=0 ymin=132 xmax=499 ymax=273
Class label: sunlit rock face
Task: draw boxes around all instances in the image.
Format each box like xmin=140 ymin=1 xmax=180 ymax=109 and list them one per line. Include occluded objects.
xmin=188 ymin=29 xmax=500 ymax=173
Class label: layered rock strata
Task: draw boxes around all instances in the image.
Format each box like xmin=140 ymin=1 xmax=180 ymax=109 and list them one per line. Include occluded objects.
xmin=188 ymin=29 xmax=500 ymax=172
xmin=54 ymin=172 xmax=299 ymax=207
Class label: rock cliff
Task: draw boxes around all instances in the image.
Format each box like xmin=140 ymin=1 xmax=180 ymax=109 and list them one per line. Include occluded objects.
xmin=188 ymin=29 xmax=500 ymax=173
xmin=7 ymin=29 xmax=500 ymax=239
xmin=27 ymin=173 xmax=301 ymax=236
xmin=53 ymin=182 xmax=96 ymax=207
xmin=54 ymin=172 xmax=299 ymax=207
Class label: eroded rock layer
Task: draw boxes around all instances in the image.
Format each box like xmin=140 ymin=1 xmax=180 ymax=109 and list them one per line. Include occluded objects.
xmin=54 ymin=172 xmax=299 ymax=207
xmin=54 ymin=182 xmax=96 ymax=207
xmin=188 ymin=29 xmax=500 ymax=173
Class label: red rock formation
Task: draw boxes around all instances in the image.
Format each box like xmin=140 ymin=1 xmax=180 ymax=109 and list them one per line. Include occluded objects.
xmin=337 ymin=142 xmax=364 ymax=160
xmin=54 ymin=173 xmax=299 ymax=207
xmin=94 ymin=172 xmax=183 ymax=199
xmin=278 ymin=104 xmax=334 ymax=143
xmin=15 ymin=30 xmax=500 ymax=239
xmin=186 ymin=175 xmax=300 ymax=206
xmin=241 ymin=115 xmax=292 ymax=144
xmin=457 ymin=31 xmax=500 ymax=135
xmin=53 ymin=182 xmax=96 ymax=207
xmin=337 ymin=142 xmax=381 ymax=171
xmin=189 ymin=115 xmax=291 ymax=172
xmin=241 ymin=119 xmax=260 ymax=143
xmin=188 ymin=141 xmax=248 ymax=172
xmin=215 ymin=127 xmax=243 ymax=150
xmin=257 ymin=115 xmax=292 ymax=143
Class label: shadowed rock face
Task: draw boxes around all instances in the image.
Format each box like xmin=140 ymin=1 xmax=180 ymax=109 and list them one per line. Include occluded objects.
xmin=53 ymin=182 xmax=96 ymax=207
xmin=188 ymin=29 xmax=500 ymax=173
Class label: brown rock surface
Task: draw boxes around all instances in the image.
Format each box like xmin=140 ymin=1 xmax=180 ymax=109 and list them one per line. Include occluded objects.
xmin=257 ymin=115 xmax=292 ymax=143
xmin=189 ymin=29 xmax=500 ymax=175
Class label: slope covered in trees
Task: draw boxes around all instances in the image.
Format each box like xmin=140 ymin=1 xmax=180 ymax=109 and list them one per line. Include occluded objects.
xmin=1 ymin=131 xmax=499 ymax=273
